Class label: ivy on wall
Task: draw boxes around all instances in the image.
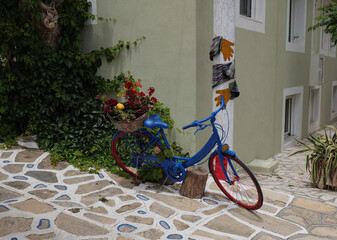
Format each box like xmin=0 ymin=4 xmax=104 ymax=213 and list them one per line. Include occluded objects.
xmin=0 ymin=0 xmax=186 ymax=176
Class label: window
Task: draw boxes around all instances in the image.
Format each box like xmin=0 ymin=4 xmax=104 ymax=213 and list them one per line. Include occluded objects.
xmin=282 ymin=86 xmax=304 ymax=149
xmin=286 ymin=0 xmax=307 ymax=53
xmin=235 ymin=0 xmax=266 ymax=33
xmin=331 ymin=81 xmax=337 ymax=119
xmin=319 ymin=2 xmax=336 ymax=57
xmin=308 ymin=86 xmax=321 ymax=133
xmin=240 ymin=0 xmax=252 ymax=18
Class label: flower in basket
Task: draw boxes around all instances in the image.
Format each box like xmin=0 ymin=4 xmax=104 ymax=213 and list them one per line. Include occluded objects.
xmin=104 ymin=78 xmax=157 ymax=123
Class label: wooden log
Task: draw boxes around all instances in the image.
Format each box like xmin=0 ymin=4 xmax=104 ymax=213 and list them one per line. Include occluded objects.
xmin=179 ymin=166 xmax=208 ymax=199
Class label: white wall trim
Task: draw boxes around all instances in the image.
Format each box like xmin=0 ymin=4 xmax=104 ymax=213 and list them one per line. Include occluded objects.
xmin=331 ymin=81 xmax=337 ymax=120
xmin=308 ymin=86 xmax=321 ymax=133
xmin=235 ymin=0 xmax=266 ymax=33
xmin=282 ymin=86 xmax=304 ymax=150
xmin=285 ymin=0 xmax=307 ymax=53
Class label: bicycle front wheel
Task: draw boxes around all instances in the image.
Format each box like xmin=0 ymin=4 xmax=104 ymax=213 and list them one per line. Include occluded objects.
xmin=111 ymin=131 xmax=163 ymax=178
xmin=209 ymin=153 xmax=263 ymax=210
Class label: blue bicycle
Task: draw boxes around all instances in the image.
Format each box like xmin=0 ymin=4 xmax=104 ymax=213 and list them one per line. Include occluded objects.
xmin=111 ymin=96 xmax=263 ymax=210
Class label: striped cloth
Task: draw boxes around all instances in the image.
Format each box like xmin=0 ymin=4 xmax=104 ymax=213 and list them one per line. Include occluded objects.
xmin=209 ymin=36 xmax=222 ymax=61
xmin=212 ymin=62 xmax=235 ymax=88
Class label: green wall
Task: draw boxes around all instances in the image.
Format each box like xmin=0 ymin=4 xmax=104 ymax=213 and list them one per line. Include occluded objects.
xmin=81 ymin=0 xmax=213 ymax=154
xmin=234 ymin=0 xmax=337 ymax=164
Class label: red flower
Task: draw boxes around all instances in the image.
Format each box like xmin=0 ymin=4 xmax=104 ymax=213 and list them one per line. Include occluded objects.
xmin=148 ymin=87 xmax=155 ymax=96
xmin=140 ymin=92 xmax=145 ymax=97
xmin=106 ymin=99 xmax=118 ymax=106
xmin=131 ymin=89 xmax=137 ymax=94
xmin=136 ymin=82 xmax=142 ymax=88
xmin=151 ymin=97 xmax=158 ymax=103
xmin=125 ymin=81 xmax=134 ymax=89
xmin=104 ymin=106 xmax=111 ymax=113
xmin=127 ymin=101 xmax=134 ymax=107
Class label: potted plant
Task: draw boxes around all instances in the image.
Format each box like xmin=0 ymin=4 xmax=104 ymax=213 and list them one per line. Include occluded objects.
xmin=292 ymin=125 xmax=337 ymax=189
xmin=103 ymin=77 xmax=157 ymax=132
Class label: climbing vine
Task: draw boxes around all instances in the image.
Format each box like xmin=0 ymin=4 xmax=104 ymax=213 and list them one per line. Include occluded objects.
xmin=0 ymin=0 xmax=188 ymax=177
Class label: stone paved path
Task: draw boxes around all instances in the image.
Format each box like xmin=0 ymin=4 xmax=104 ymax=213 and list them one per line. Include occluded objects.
xmin=1 ymin=130 xmax=337 ymax=239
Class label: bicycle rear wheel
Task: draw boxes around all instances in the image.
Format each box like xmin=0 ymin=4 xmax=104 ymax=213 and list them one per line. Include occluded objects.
xmin=209 ymin=153 xmax=263 ymax=210
xmin=111 ymin=131 xmax=163 ymax=178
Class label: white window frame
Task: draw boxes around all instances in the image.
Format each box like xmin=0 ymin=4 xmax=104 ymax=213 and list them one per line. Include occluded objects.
xmin=85 ymin=0 xmax=97 ymax=25
xmin=308 ymin=86 xmax=321 ymax=133
xmin=235 ymin=0 xmax=266 ymax=33
xmin=282 ymin=86 xmax=304 ymax=150
xmin=286 ymin=0 xmax=307 ymax=53
xmin=319 ymin=1 xmax=336 ymax=58
xmin=331 ymin=81 xmax=337 ymax=120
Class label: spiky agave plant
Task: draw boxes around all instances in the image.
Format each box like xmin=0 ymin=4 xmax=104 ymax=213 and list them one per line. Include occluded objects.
xmin=291 ymin=125 xmax=337 ymax=189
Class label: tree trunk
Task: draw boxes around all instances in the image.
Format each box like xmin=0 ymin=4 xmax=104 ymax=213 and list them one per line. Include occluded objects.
xmin=179 ymin=166 xmax=208 ymax=199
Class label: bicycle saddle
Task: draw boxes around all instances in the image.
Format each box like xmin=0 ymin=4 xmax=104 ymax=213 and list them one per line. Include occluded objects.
xmin=144 ymin=114 xmax=169 ymax=129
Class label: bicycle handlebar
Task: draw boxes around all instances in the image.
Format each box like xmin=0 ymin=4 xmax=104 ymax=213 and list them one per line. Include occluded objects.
xmin=182 ymin=95 xmax=226 ymax=130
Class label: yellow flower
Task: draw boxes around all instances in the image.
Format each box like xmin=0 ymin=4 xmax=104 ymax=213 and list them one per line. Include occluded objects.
xmin=115 ymin=103 xmax=125 ymax=110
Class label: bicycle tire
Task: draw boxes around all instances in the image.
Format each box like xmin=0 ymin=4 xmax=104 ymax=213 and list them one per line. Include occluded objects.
xmin=111 ymin=131 xmax=163 ymax=179
xmin=209 ymin=153 xmax=263 ymax=210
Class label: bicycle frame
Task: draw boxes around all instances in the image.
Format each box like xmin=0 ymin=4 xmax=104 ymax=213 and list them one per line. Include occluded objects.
xmin=129 ymin=96 xmax=239 ymax=184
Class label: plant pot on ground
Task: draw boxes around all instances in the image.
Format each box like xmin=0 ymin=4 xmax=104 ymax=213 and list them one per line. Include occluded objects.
xmin=292 ymin=125 xmax=337 ymax=190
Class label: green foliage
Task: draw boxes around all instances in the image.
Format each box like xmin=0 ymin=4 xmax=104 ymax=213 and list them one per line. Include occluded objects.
xmin=291 ymin=125 xmax=337 ymax=188
xmin=0 ymin=0 xmax=188 ymax=182
xmin=149 ymin=102 xmax=174 ymax=129
xmin=309 ymin=3 xmax=337 ymax=45
xmin=138 ymin=165 xmax=164 ymax=182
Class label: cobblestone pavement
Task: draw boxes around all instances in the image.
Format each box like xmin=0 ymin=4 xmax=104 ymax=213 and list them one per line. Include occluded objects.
xmin=1 ymin=131 xmax=337 ymax=240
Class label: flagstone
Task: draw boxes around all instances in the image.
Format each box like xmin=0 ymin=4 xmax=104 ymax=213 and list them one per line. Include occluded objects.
xmin=26 ymin=232 xmax=56 ymax=240
xmin=37 ymin=155 xmax=69 ymax=170
xmin=81 ymin=187 xmax=123 ymax=205
xmin=117 ymin=236 xmax=133 ymax=240
xmin=202 ymin=205 xmax=227 ymax=215
xmin=324 ymin=216 xmax=337 ymax=224
xmin=281 ymin=206 xmax=320 ymax=223
xmin=0 ymin=216 xmax=33 ymax=237
xmin=4 ymin=181 xmax=30 ymax=190
xmin=116 ymin=202 xmax=142 ymax=213
xmin=290 ymin=235 xmax=330 ymax=239
xmin=75 ymin=180 xmax=111 ymax=194
xmin=103 ymin=199 xmax=116 ymax=207
xmin=63 ymin=175 xmax=95 ymax=184
xmin=0 ymin=186 xmax=23 ymax=201
xmin=118 ymin=195 xmax=136 ymax=201
xmin=204 ymin=214 xmax=255 ymax=238
xmin=181 ymin=214 xmax=202 ymax=223
xmin=87 ymin=206 xmax=108 ymax=214
xmin=173 ymin=219 xmax=189 ymax=231
xmin=149 ymin=202 xmax=175 ymax=218
xmin=25 ymin=171 xmax=58 ymax=183
xmin=252 ymin=233 xmax=284 ymax=240
xmin=280 ymin=215 xmax=308 ymax=227
xmin=192 ymin=229 xmax=235 ymax=240
xmin=104 ymin=171 xmax=138 ymax=189
xmin=15 ymin=149 xmax=44 ymax=163
xmin=262 ymin=189 xmax=290 ymax=207
xmin=229 ymin=208 xmax=302 ymax=237
xmin=0 ymin=152 xmax=13 ymax=158
xmin=64 ymin=169 xmax=89 ymax=177
xmin=55 ymin=213 xmax=109 ymax=236
xmin=28 ymin=189 xmax=58 ymax=199
xmin=311 ymin=226 xmax=337 ymax=237
xmin=292 ymin=198 xmax=336 ymax=213
xmin=84 ymin=213 xmax=116 ymax=224
xmin=10 ymin=198 xmax=55 ymax=214
xmin=140 ymin=191 xmax=206 ymax=212
xmin=3 ymin=164 xmax=24 ymax=173
xmin=125 ymin=215 xmax=154 ymax=225
xmin=136 ymin=229 xmax=164 ymax=240
xmin=0 ymin=172 xmax=8 ymax=181
xmin=52 ymin=201 xmax=83 ymax=208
